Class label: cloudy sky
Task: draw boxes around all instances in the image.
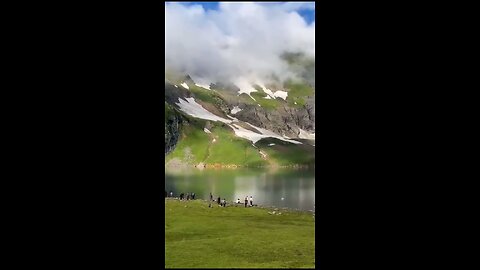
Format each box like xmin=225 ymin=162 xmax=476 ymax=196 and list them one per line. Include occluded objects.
xmin=165 ymin=2 xmax=315 ymax=86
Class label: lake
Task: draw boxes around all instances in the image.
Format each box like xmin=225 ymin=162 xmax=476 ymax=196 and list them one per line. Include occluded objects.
xmin=165 ymin=167 xmax=315 ymax=211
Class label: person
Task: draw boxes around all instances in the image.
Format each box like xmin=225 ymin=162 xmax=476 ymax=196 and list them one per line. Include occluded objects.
xmin=217 ymin=197 xmax=221 ymax=205
xmin=170 ymin=191 xmax=173 ymax=197
xmin=192 ymin=192 xmax=195 ymax=200
xmin=210 ymin=192 xmax=213 ymax=201
xmin=236 ymin=198 xmax=240 ymax=204
xmin=180 ymin=193 xmax=184 ymax=200
xmin=249 ymin=196 xmax=253 ymax=206
xmin=244 ymin=196 xmax=248 ymax=208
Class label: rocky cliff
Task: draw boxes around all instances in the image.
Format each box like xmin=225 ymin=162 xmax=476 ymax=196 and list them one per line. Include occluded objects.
xmin=165 ymin=103 xmax=182 ymax=155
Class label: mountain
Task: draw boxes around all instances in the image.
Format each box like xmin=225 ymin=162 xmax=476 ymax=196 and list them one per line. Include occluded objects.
xmin=165 ymin=54 xmax=315 ymax=168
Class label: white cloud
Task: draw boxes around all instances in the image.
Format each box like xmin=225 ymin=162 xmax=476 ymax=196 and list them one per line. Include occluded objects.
xmin=165 ymin=2 xmax=315 ymax=86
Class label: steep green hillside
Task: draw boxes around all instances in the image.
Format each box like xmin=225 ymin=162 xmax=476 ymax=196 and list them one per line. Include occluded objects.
xmin=165 ymin=113 xmax=314 ymax=167
xmin=165 ymin=116 xmax=269 ymax=167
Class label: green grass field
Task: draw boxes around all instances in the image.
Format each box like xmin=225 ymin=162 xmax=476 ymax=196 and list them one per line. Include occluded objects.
xmin=165 ymin=199 xmax=315 ymax=268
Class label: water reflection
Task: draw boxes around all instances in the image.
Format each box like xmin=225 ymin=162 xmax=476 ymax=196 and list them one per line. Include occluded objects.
xmin=165 ymin=167 xmax=315 ymax=211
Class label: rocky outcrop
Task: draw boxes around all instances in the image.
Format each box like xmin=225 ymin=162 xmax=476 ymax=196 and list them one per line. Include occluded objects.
xmin=233 ymin=95 xmax=315 ymax=138
xmin=165 ymin=105 xmax=182 ymax=155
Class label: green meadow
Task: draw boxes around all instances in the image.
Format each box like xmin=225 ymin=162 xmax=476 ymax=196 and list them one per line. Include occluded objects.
xmin=165 ymin=199 xmax=315 ymax=268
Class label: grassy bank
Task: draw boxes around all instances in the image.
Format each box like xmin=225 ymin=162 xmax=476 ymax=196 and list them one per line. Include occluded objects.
xmin=165 ymin=199 xmax=315 ymax=268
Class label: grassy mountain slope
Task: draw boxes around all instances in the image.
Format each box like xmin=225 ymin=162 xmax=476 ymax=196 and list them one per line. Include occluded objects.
xmin=165 ymin=113 xmax=314 ymax=167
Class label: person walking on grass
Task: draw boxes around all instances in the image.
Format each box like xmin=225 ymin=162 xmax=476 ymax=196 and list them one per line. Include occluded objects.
xmin=249 ymin=196 xmax=253 ymax=207
xmin=210 ymin=192 xmax=213 ymax=201
xmin=244 ymin=196 xmax=248 ymax=208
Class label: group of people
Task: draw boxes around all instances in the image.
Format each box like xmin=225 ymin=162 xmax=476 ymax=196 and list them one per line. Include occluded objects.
xmin=166 ymin=191 xmax=254 ymax=208
xmin=179 ymin=192 xmax=195 ymax=200
xmin=236 ymin=196 xmax=254 ymax=207
xmin=164 ymin=190 xmax=195 ymax=200
xmin=207 ymin=193 xmax=256 ymax=208
xmin=209 ymin=193 xmax=227 ymax=207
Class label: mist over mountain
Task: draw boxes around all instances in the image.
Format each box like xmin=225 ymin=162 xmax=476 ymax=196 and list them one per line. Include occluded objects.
xmin=165 ymin=2 xmax=315 ymax=86
xmin=164 ymin=2 xmax=315 ymax=167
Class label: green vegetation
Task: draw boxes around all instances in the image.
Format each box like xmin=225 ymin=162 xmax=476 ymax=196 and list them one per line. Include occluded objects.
xmin=205 ymin=125 xmax=268 ymax=166
xmin=238 ymin=93 xmax=257 ymax=105
xmin=189 ymin=84 xmax=224 ymax=106
xmin=284 ymin=80 xmax=314 ymax=107
xmin=165 ymin=199 xmax=315 ymax=268
xmin=165 ymin=110 xmax=315 ymax=167
xmin=165 ymin=117 xmax=211 ymax=164
xmin=166 ymin=117 xmax=271 ymax=167
xmin=256 ymin=138 xmax=315 ymax=167
xmin=251 ymin=91 xmax=282 ymax=110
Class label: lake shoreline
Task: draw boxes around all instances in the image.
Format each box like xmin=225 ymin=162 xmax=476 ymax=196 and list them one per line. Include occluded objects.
xmin=165 ymin=167 xmax=315 ymax=213
xmin=165 ymin=163 xmax=315 ymax=170
xmin=165 ymin=198 xmax=315 ymax=214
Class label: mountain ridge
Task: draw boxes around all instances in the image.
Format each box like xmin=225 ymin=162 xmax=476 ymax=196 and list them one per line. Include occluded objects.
xmin=165 ymin=54 xmax=315 ymax=167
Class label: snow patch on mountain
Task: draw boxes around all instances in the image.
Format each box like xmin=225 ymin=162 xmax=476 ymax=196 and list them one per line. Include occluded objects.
xmin=229 ymin=123 xmax=300 ymax=145
xmin=298 ymin=128 xmax=315 ymax=140
xmin=259 ymin=85 xmax=288 ymax=100
xmin=226 ymin=115 xmax=239 ymax=122
xmin=245 ymin=122 xmax=302 ymax=144
xmin=261 ymin=86 xmax=276 ymax=98
xmin=176 ymin=97 xmax=232 ymax=124
xmin=176 ymin=97 xmax=301 ymax=145
xmin=229 ymin=124 xmax=266 ymax=144
xmin=231 ymin=106 xmax=242 ymax=114
xmin=273 ymin=90 xmax=288 ymax=100
xmin=196 ymin=83 xmax=211 ymax=90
